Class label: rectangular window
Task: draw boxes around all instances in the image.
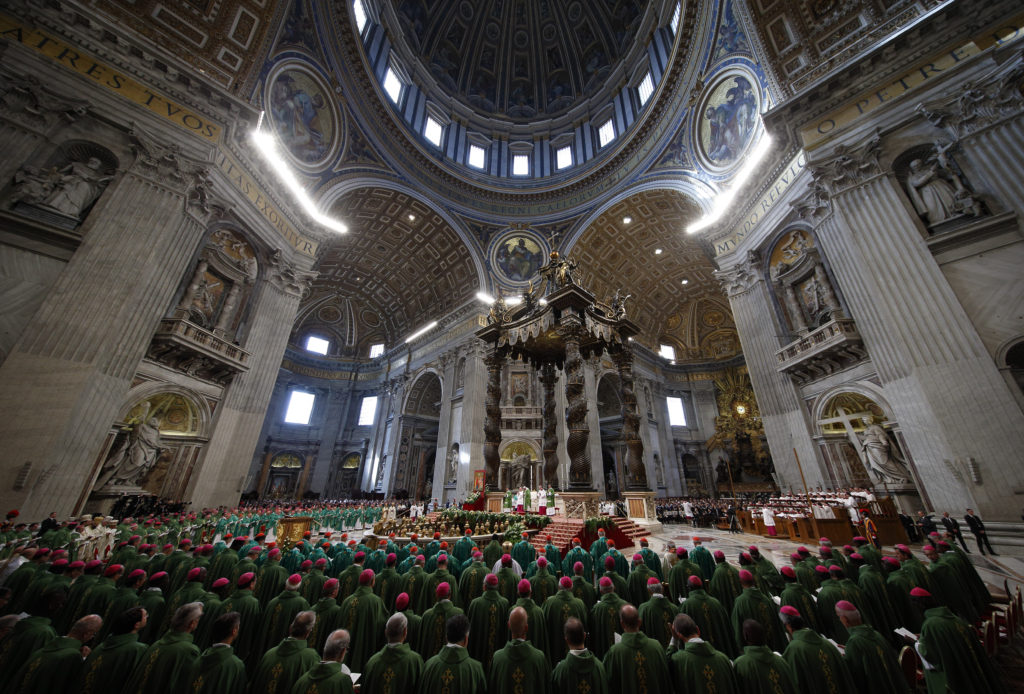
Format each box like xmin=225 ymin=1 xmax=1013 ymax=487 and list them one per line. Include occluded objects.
xmin=284 ymin=391 xmax=315 ymax=425
xmin=305 ymin=335 xmax=329 ymax=355
xmin=358 ymin=395 xmax=379 ymax=426
xmin=659 ymin=344 xmax=676 ymax=361
xmin=369 ymin=343 xmax=385 ymax=359
xmin=670 ymin=3 xmax=681 ymax=34
xmin=638 ymin=72 xmax=654 ymax=105
xmin=512 ymin=154 xmax=529 ymax=176
xmin=383 ymin=67 xmax=403 ymax=104
xmin=353 ymin=0 xmax=368 ymax=32
xmin=555 ymin=146 xmax=573 ymax=170
xmin=424 ymin=116 xmax=443 ymax=147
xmin=598 ymin=119 xmax=616 ymax=148
xmin=467 ymin=144 xmax=486 ymax=169
xmin=667 ymin=396 xmax=687 ymax=426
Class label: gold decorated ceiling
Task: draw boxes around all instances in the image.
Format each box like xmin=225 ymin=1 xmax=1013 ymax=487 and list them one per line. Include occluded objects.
xmin=296 ymin=188 xmax=479 ymax=354
xmin=568 ymin=190 xmax=740 ymax=362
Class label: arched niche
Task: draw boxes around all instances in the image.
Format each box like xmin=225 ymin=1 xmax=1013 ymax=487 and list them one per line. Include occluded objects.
xmin=395 ymin=371 xmax=442 ymax=500
xmin=765 ymin=227 xmax=843 ymax=334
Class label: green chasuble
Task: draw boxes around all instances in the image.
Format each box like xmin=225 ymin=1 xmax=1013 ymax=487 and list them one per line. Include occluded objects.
xmin=512 ymin=539 xmax=537 ymax=569
xmin=754 ymin=557 xmax=786 ymax=596
xmin=733 ymin=645 xmax=798 ymax=694
xmin=782 ymin=628 xmax=855 ymax=694
xmin=0 ymin=615 xmax=56 ymax=682
xmin=709 ymin=562 xmax=742 ymax=615
xmin=626 ymin=564 xmax=657 ymax=606
xmin=123 ymin=630 xmax=202 ymax=694
xmin=489 ymin=639 xmax=551 ymax=694
xmin=679 ymin=589 xmax=738 ymax=658
xmin=190 ymin=644 xmax=246 ymax=694
xmin=842 ymin=624 xmax=908 ymax=694
xmin=561 ymin=547 xmax=594 ymax=583
xmin=731 ymin=587 xmax=788 ymax=653
xmin=7 ymin=635 xmax=85 ymax=694
xmin=927 ymin=560 xmax=977 ymax=622
xmin=308 ymin=595 xmax=344 ymax=654
xmin=588 ymin=592 xmax=626 ymax=659
xmin=917 ymin=606 xmax=1004 ymax=694
xmin=496 ymin=567 xmax=521 ymax=604
xmin=529 ymin=566 xmax=559 ymax=604
xmin=483 ymin=539 xmax=504 ymax=570
xmin=552 ymin=649 xmax=609 ymax=694
xmin=466 ymin=589 xmax=509 ymax=669
xmin=637 ymin=593 xmax=677 ymax=648
xmin=418 ymin=645 xmax=486 ymax=694
xmin=815 ymin=580 xmax=854 ymax=644
xmin=375 ymin=566 xmax=403 ymax=612
xmin=249 ymin=637 xmax=320 ymax=694
xmin=669 ymin=639 xmax=738 ymax=694
xmin=602 ymin=570 xmax=628 ymax=601
xmin=458 ymin=561 xmax=488 ymax=605
xmin=363 ymin=642 xmax=424 ymax=694
xmin=291 ymin=661 xmax=354 ymax=694
xmin=855 ymin=565 xmax=897 ymax=642
xmin=400 ymin=566 xmax=430 ymax=615
xmin=668 ymin=559 xmax=700 ymax=603
xmin=219 ymin=587 xmax=262 ymax=665
xmin=779 ymin=583 xmax=821 ymax=634
xmin=512 ymin=596 xmax=550 ymax=660
xmin=401 ymin=609 xmax=422 ymax=655
xmin=543 ymin=589 xmax=589 ymax=664
xmin=258 ymin=590 xmax=311 ymax=655
xmin=339 ymin=585 xmax=388 ymax=672
xmin=423 ymin=568 xmax=462 ymax=609
xmin=138 ymin=587 xmax=167 ymax=644
xmin=418 ymin=599 xmax=463 ymax=659
xmin=602 ymin=631 xmax=671 ymax=694
xmin=256 ymin=561 xmax=288 ymax=607
xmin=336 ymin=564 xmax=363 ymax=603
xmin=571 ymin=576 xmax=596 ymax=610
xmin=690 ymin=546 xmax=715 ymax=581
xmin=81 ymin=632 xmax=148 ymax=694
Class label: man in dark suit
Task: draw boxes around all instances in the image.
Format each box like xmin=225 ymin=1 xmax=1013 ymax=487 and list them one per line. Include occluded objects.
xmin=964 ymin=509 xmax=997 ymax=555
xmin=941 ymin=511 xmax=969 ymax=552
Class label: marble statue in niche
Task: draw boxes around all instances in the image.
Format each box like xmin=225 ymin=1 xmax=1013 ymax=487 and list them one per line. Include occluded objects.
xmin=94 ymin=402 xmax=162 ymax=489
xmin=855 ymin=417 xmax=912 ymax=485
xmin=39 ymin=157 xmax=113 ymax=218
xmin=446 ymin=442 xmax=459 ymax=483
xmin=905 ymin=142 xmax=982 ymax=227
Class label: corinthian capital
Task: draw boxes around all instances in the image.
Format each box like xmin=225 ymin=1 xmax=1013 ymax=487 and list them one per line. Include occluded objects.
xmin=807 ymin=134 xmax=882 ymax=196
xmin=266 ymin=248 xmax=317 ymax=296
xmin=128 ymin=123 xmax=210 ymax=194
xmin=714 ymin=250 xmax=762 ymax=297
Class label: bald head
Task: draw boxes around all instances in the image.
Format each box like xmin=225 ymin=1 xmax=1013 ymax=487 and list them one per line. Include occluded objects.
xmin=620 ymin=604 xmax=640 ymax=632
xmin=69 ymin=614 xmax=102 ymax=643
xmin=290 ymin=610 xmax=316 ymax=638
xmin=324 ymin=629 xmax=350 ymax=661
xmin=742 ymin=618 xmax=765 ymax=646
xmin=672 ymin=613 xmax=699 ymax=641
xmin=508 ymin=606 xmax=529 ymax=639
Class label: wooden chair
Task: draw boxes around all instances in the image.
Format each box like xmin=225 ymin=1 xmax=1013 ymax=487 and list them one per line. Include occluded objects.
xmin=898 ymin=645 xmax=922 ymax=691
xmin=985 ymin=619 xmax=998 ymax=657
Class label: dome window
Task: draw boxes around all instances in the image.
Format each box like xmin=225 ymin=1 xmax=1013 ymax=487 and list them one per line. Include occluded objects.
xmin=598 ymin=119 xmax=616 ymax=148
xmin=383 ymin=67 xmax=403 ymax=104
xmin=556 ymin=146 xmax=573 ymax=170
xmin=467 ymin=144 xmax=486 ymax=169
xmin=353 ymin=0 xmax=368 ymax=33
xmin=424 ymin=116 xmax=443 ymax=147
xmin=638 ymin=72 xmax=654 ymax=106
xmin=512 ymin=154 xmax=530 ymax=176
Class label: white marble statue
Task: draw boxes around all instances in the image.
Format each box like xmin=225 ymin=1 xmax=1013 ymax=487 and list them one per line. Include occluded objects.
xmin=40 ymin=156 xmax=112 ymax=218
xmin=858 ymin=417 xmax=911 ymax=484
xmin=95 ymin=403 xmax=162 ymax=488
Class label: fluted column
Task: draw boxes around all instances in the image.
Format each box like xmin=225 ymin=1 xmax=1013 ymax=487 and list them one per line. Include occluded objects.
xmin=0 ymin=131 xmax=212 ymax=518
xmin=811 ymin=153 xmax=1024 ymax=515
xmin=717 ymin=255 xmax=824 ymax=490
xmin=187 ymin=252 xmax=315 ymax=508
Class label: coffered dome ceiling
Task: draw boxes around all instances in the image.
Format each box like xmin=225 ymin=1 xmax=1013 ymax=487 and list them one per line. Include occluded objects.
xmin=393 ymin=0 xmax=646 ymax=121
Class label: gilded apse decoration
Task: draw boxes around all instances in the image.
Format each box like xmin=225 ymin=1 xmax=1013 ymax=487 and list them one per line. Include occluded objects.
xmin=266 ymin=65 xmax=339 ymax=169
xmin=697 ymin=70 xmax=760 ymax=171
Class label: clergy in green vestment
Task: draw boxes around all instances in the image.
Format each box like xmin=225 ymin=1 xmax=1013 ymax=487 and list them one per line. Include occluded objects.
xmin=249 ymin=610 xmax=320 ymax=694
xmin=308 ymin=577 xmax=344 ymax=655
xmin=81 ymin=607 xmax=149 ymax=694
xmin=338 ymin=569 xmax=388 ymax=672
xmin=733 ymin=619 xmax=798 ymax=694
xmin=489 ymin=606 xmax=551 ymax=694
xmin=194 ymin=576 xmax=231 ymax=651
xmin=300 ymin=560 xmax=329 ymax=604
xmin=689 ymin=539 xmax=715 ymax=581
xmin=400 ymin=557 xmax=430 ymax=614
xmin=570 ymin=562 xmax=596 ymax=609
xmin=512 ymin=532 xmax=537 ymax=570
xmin=731 ymin=570 xmax=788 ymax=653
xmin=363 ymin=613 xmax=424 ymax=694
xmin=561 ymin=539 xmax=593 ymax=582
xmin=219 ymin=572 xmax=262 ymax=666
xmin=418 ymin=582 xmax=464 ymax=659
xmin=8 ymin=613 xmax=99 ymax=694
xmin=709 ymin=551 xmax=742 ymax=614
xmin=750 ymin=546 xmax=785 ymax=596
xmin=922 ymin=545 xmax=977 ymax=622
xmin=778 ymin=567 xmax=822 ymax=633
xmin=637 ymin=539 xmax=663 ymax=580
xmin=163 ymin=567 xmax=209 ymax=632
xmin=544 ymin=577 xmax=589 ymax=664
xmin=913 ymin=589 xmax=1004 ymax=694
xmin=512 ymin=579 xmax=550 ymax=660
xmin=638 ymin=578 xmax=677 ymax=648
xmin=375 ymin=553 xmax=403 ymax=611
xmin=258 ymin=573 xmax=311 ymax=655
xmin=551 ymin=617 xmax=608 ymax=694
xmin=588 ymin=577 xmax=626 ymax=659
xmin=123 ymin=601 xmax=204 ymax=694
xmin=80 ymin=564 xmax=123 ymax=624
xmin=588 ymin=530 xmax=609 ymax=568
xmin=833 ymin=601 xmax=908 ymax=694
xmin=291 ymin=628 xmax=355 ymax=694
xmin=626 ymin=554 xmax=657 ymax=606
xmin=541 ymin=536 xmax=562 ymax=572
xmin=454 ymin=529 xmax=476 ymax=565
xmin=668 ymin=613 xmax=738 ymax=694
xmin=458 ymin=552 xmax=488 ymax=605
xmin=419 ymin=613 xmax=486 ymax=694
xmin=529 ymin=556 xmax=559 ymax=603
xmin=61 ymin=560 xmax=102 ymax=627
xmin=600 ymin=554 xmax=628 ymax=598
xmin=395 ymin=592 xmax=422 ymax=652
xmin=0 ymin=587 xmax=62 ymax=682
xmin=466 ymin=573 xmax=509 ymax=669
xmin=423 ymin=554 xmax=462 ymax=609
xmin=779 ymin=605 xmax=855 ymax=694
xmin=482 ymin=534 xmax=504 ymax=570
xmin=679 ymin=576 xmax=738 ymax=658
xmin=602 ymin=604 xmax=671 ymax=694
xmin=496 ymin=554 xmax=521 ymax=604
xmin=190 ymin=612 xmax=246 ymax=694
xmin=256 ymin=549 xmax=288 ymax=607
xmin=667 ymin=548 xmax=700 ymax=603
xmin=138 ymin=572 xmax=169 ymax=644
xmin=336 ymin=552 xmax=366 ymax=602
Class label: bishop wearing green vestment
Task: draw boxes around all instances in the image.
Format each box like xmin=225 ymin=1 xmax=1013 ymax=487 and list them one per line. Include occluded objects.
xmin=290 ymin=628 xmax=355 ymax=694
xmin=81 ymin=607 xmax=149 ymax=694
xmin=258 ymin=573 xmax=310 ymax=655
xmin=8 ymin=614 xmax=99 ymax=694
xmin=465 ymin=573 xmax=509 ymax=668
xmin=709 ymin=552 xmax=742 ymax=614
xmin=249 ymin=610 xmax=320 ymax=694
xmin=190 ymin=612 xmax=246 ymax=694
xmin=489 ymin=606 xmax=551 ymax=694
xmin=512 ymin=579 xmax=550 ymax=660
xmin=679 ymin=576 xmax=738 ymax=658
xmin=833 ymin=601 xmax=908 ymax=694
xmin=779 ymin=606 xmax=855 ymax=694
xmin=338 ymin=569 xmax=388 ymax=672
xmin=733 ymin=619 xmax=798 ymax=694
xmin=602 ymin=605 xmax=671 ymax=694
xmin=637 ymin=578 xmax=677 ymax=648
xmin=218 ymin=572 xmax=262 ymax=666
xmin=418 ymin=613 xmax=486 ymax=694
xmin=458 ymin=553 xmax=489 ymax=605
xmin=308 ymin=577 xmax=344 ymax=654
xmin=124 ymin=602 xmax=204 ymax=694
xmin=551 ymin=617 xmax=608 ymax=694
xmin=543 ymin=577 xmax=588 ymax=663
xmin=418 ymin=582 xmax=464 ymax=658
xmin=914 ymin=590 xmax=1004 ymax=694
xmin=588 ymin=577 xmax=626 ymax=659
xmin=731 ymin=571 xmax=788 ymax=653
xmin=668 ymin=613 xmax=738 ymax=694
xmin=363 ymin=613 xmax=424 ymax=694
xmin=529 ymin=556 xmax=559 ymax=603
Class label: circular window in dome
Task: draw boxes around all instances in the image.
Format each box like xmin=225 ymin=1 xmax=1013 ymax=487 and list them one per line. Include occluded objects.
xmin=694 ymin=67 xmax=762 ymax=175
xmin=264 ymin=61 xmax=342 ymax=172
xmin=489 ymin=231 xmax=547 ymax=285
